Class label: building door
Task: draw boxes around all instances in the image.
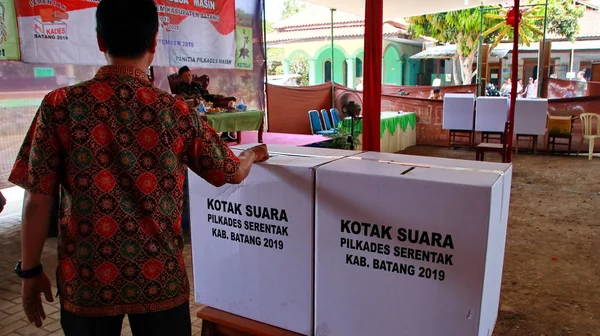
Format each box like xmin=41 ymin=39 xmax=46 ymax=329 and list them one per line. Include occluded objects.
xmin=591 ymin=63 xmax=600 ymax=82
xmin=324 ymin=60 xmax=332 ymax=82
xmin=489 ymin=66 xmax=500 ymax=86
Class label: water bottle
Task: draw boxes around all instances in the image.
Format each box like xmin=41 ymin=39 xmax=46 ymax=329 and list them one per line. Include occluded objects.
xmin=237 ymin=98 xmax=245 ymax=111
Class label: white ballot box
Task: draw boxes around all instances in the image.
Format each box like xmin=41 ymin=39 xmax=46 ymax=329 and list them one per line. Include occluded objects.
xmin=442 ymin=93 xmax=476 ymax=130
xmin=314 ymin=152 xmax=512 ymax=336
xmin=475 ymin=96 xmax=509 ymax=132
xmin=514 ymin=98 xmax=548 ymax=135
xmin=189 ymin=145 xmax=359 ymax=335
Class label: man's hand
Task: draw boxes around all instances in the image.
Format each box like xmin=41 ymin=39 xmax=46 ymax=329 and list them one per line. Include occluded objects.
xmin=250 ymin=144 xmax=269 ymax=162
xmin=230 ymin=144 xmax=269 ymax=184
xmin=22 ymin=272 xmax=54 ymax=328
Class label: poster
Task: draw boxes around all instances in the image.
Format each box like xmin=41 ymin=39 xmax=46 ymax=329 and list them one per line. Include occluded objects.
xmin=0 ymin=0 xmax=20 ymax=61
xmin=15 ymin=0 xmax=236 ymax=68
xmin=235 ymin=26 xmax=252 ymax=70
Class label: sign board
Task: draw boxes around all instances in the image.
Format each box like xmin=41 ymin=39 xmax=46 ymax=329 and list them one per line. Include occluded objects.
xmin=315 ymin=152 xmax=512 ymax=336
xmin=15 ymin=0 xmax=237 ymax=67
xmin=0 ymin=0 xmax=20 ymax=60
xmin=34 ymin=67 xmax=55 ymax=77
xmin=235 ymin=26 xmax=253 ymax=70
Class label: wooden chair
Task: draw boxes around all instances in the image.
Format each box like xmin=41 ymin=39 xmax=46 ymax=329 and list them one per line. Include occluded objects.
xmin=577 ymin=113 xmax=600 ymax=160
xmin=197 ymin=306 xmax=302 ymax=336
xmin=476 ymin=121 xmax=510 ymax=163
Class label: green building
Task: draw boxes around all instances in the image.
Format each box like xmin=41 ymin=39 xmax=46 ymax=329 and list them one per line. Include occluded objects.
xmin=266 ymin=6 xmax=426 ymax=88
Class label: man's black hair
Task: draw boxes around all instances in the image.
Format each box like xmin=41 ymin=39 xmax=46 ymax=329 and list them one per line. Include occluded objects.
xmin=433 ymin=88 xmax=441 ymax=93
xmin=96 ymin=0 xmax=159 ymax=58
xmin=178 ymin=66 xmax=191 ymax=76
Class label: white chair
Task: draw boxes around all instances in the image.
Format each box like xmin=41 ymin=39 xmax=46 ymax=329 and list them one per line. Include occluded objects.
xmin=577 ymin=113 xmax=600 ymax=160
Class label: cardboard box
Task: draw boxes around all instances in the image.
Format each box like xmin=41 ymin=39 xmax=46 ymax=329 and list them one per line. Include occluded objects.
xmin=514 ymin=99 xmax=548 ymax=135
xmin=314 ymin=152 xmax=512 ymax=336
xmin=475 ymin=96 xmax=509 ymax=132
xmin=189 ymin=145 xmax=359 ymax=335
xmin=547 ymin=115 xmax=573 ymax=135
xmin=442 ymin=93 xmax=476 ymax=131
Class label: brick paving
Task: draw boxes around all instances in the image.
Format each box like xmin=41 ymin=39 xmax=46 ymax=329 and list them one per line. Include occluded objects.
xmin=0 ymin=190 xmax=204 ymax=336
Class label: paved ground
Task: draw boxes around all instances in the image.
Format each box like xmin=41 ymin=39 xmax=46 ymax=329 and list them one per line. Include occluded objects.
xmin=0 ymin=188 xmax=204 ymax=336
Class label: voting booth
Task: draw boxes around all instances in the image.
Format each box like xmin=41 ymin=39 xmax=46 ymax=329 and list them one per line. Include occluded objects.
xmin=475 ymin=96 xmax=510 ymax=133
xmin=442 ymin=94 xmax=476 ymax=147
xmin=314 ymin=152 xmax=512 ymax=336
xmin=514 ymin=99 xmax=548 ymax=153
xmin=188 ymin=145 xmax=359 ymax=335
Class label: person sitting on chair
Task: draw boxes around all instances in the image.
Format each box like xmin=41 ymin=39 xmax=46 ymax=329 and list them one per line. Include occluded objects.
xmin=174 ymin=66 xmax=206 ymax=106
xmin=174 ymin=67 xmax=236 ymax=142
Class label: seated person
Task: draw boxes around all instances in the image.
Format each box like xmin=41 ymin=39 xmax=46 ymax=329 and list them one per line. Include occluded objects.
xmin=174 ymin=66 xmax=206 ymax=106
xmin=174 ymin=66 xmax=236 ymax=141
xmin=429 ymin=87 xmax=442 ymax=100
xmin=174 ymin=66 xmax=236 ymax=109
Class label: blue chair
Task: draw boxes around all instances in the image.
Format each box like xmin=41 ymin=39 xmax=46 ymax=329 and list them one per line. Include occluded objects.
xmin=330 ymin=108 xmax=340 ymax=127
xmin=321 ymin=109 xmax=333 ymax=130
xmin=308 ymin=110 xmax=336 ymax=135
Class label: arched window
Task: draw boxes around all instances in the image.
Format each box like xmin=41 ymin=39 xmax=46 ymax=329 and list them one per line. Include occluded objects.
xmin=324 ymin=60 xmax=332 ymax=82
xmin=355 ymin=58 xmax=363 ymax=78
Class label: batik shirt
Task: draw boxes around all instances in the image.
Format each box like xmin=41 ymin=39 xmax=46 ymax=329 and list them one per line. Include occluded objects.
xmin=9 ymin=65 xmax=241 ymax=316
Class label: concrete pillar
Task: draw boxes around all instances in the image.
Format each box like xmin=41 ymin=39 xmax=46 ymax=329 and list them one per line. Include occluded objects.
xmin=283 ymin=59 xmax=290 ymax=75
xmin=346 ymin=58 xmax=355 ymax=88
xmin=308 ymin=59 xmax=317 ymax=86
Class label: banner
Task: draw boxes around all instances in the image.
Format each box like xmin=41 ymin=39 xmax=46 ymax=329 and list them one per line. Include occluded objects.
xmin=15 ymin=0 xmax=236 ymax=68
xmin=235 ymin=26 xmax=252 ymax=70
xmin=0 ymin=0 xmax=20 ymax=60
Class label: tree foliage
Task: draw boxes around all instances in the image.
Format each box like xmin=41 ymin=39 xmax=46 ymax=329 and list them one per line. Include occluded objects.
xmin=408 ymin=0 xmax=584 ymax=84
xmin=282 ymin=0 xmax=307 ymax=19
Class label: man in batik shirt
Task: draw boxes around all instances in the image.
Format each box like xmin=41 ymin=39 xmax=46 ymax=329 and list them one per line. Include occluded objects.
xmin=10 ymin=0 xmax=268 ymax=335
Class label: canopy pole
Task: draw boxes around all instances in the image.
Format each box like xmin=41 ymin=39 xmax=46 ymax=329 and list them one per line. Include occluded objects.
xmin=478 ymin=6 xmax=484 ymax=96
xmin=506 ymin=0 xmax=520 ymax=163
xmin=362 ymin=0 xmax=383 ymax=152
xmin=331 ymin=8 xmax=336 ymax=108
xmin=537 ymin=0 xmax=549 ymax=97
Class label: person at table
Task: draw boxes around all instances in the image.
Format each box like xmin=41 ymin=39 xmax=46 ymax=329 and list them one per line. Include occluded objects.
xmin=175 ymin=67 xmax=236 ymax=141
xmin=174 ymin=66 xmax=206 ymax=105
xmin=429 ymin=87 xmax=442 ymax=99
xmin=8 ymin=0 xmax=269 ymax=334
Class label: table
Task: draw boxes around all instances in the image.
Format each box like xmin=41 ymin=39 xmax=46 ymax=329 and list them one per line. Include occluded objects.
xmin=197 ymin=306 xmax=303 ymax=336
xmin=200 ymin=110 xmax=265 ymax=144
xmin=340 ymin=112 xmax=417 ymax=152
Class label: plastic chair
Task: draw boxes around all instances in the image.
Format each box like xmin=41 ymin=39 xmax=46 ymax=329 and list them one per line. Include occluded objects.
xmin=308 ymin=110 xmax=335 ymax=135
xmin=330 ymin=108 xmax=340 ymax=127
xmin=577 ymin=113 xmax=600 ymax=160
xmin=321 ymin=109 xmax=333 ymax=130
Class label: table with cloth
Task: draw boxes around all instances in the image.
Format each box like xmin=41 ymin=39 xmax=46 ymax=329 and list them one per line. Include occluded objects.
xmin=340 ymin=111 xmax=417 ymax=152
xmin=183 ymin=110 xmax=264 ymax=233
xmin=200 ymin=110 xmax=265 ymax=144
